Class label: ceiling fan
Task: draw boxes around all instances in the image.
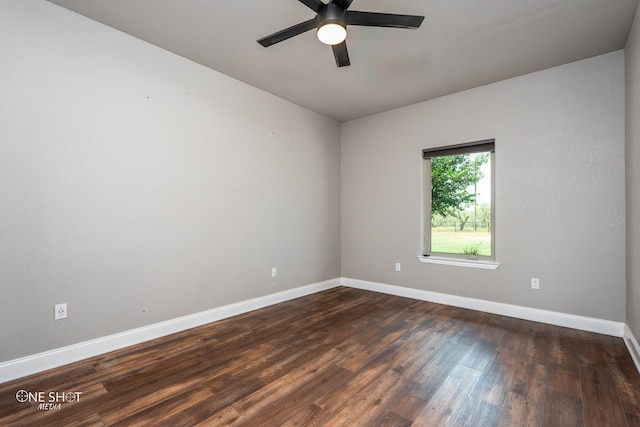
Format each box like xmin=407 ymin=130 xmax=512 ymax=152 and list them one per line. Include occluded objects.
xmin=257 ymin=0 xmax=425 ymax=67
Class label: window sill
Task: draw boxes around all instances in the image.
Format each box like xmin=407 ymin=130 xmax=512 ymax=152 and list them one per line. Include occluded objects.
xmin=417 ymin=256 xmax=500 ymax=270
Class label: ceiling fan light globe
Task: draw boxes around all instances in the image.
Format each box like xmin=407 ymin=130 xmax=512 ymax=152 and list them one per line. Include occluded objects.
xmin=317 ymin=23 xmax=346 ymax=45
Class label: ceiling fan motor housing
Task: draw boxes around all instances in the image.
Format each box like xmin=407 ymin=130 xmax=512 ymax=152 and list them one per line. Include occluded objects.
xmin=317 ymin=4 xmax=346 ymax=29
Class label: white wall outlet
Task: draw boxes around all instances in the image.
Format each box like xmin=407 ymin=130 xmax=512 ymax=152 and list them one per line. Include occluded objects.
xmin=531 ymin=278 xmax=540 ymax=290
xmin=395 ymin=263 xmax=401 ymax=272
xmin=271 ymin=267 xmax=277 ymax=278
xmin=54 ymin=303 xmax=67 ymax=320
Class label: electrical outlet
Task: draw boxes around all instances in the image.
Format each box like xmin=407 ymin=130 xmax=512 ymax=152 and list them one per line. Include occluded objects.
xmin=271 ymin=267 xmax=277 ymax=278
xmin=395 ymin=263 xmax=401 ymax=272
xmin=531 ymin=278 xmax=540 ymax=290
xmin=54 ymin=303 xmax=67 ymax=320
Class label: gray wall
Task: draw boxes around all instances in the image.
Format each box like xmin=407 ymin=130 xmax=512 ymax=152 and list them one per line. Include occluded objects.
xmin=341 ymin=51 xmax=626 ymax=322
xmin=627 ymin=7 xmax=640 ymax=337
xmin=0 ymin=1 xmax=341 ymax=362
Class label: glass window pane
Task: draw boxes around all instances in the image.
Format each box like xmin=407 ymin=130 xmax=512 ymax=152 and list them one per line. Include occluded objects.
xmin=429 ymin=152 xmax=492 ymax=257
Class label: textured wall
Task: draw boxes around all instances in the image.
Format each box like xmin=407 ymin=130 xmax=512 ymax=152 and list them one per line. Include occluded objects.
xmin=0 ymin=1 xmax=341 ymax=362
xmin=341 ymin=51 xmax=626 ymax=321
xmin=627 ymin=6 xmax=640 ymax=337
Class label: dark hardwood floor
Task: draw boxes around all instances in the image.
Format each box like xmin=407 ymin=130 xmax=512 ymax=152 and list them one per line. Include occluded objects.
xmin=1 ymin=287 xmax=639 ymax=426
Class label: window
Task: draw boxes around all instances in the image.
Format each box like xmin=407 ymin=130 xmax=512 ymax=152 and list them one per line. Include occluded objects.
xmin=423 ymin=140 xmax=495 ymax=261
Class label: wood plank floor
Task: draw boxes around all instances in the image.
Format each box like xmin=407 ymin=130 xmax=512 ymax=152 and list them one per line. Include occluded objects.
xmin=1 ymin=287 xmax=639 ymax=426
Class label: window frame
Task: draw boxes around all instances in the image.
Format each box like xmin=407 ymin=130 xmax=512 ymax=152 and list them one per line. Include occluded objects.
xmin=422 ymin=140 xmax=496 ymax=262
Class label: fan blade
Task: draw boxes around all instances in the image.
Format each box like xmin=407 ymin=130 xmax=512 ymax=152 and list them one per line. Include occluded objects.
xmin=346 ymin=11 xmax=424 ymax=29
xmin=257 ymin=19 xmax=317 ymax=47
xmin=330 ymin=0 xmax=354 ymax=9
xmin=332 ymin=41 xmax=350 ymax=67
xmin=298 ymin=0 xmax=325 ymax=12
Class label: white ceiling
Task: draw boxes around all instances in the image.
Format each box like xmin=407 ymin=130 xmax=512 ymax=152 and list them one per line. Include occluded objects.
xmin=48 ymin=0 xmax=639 ymax=122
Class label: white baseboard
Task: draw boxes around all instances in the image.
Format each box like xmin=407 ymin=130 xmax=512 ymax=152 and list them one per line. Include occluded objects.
xmin=1 ymin=277 xmax=632 ymax=384
xmin=624 ymin=325 xmax=640 ymax=375
xmin=0 ymin=278 xmax=341 ymax=384
xmin=341 ymin=277 xmax=626 ymax=337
